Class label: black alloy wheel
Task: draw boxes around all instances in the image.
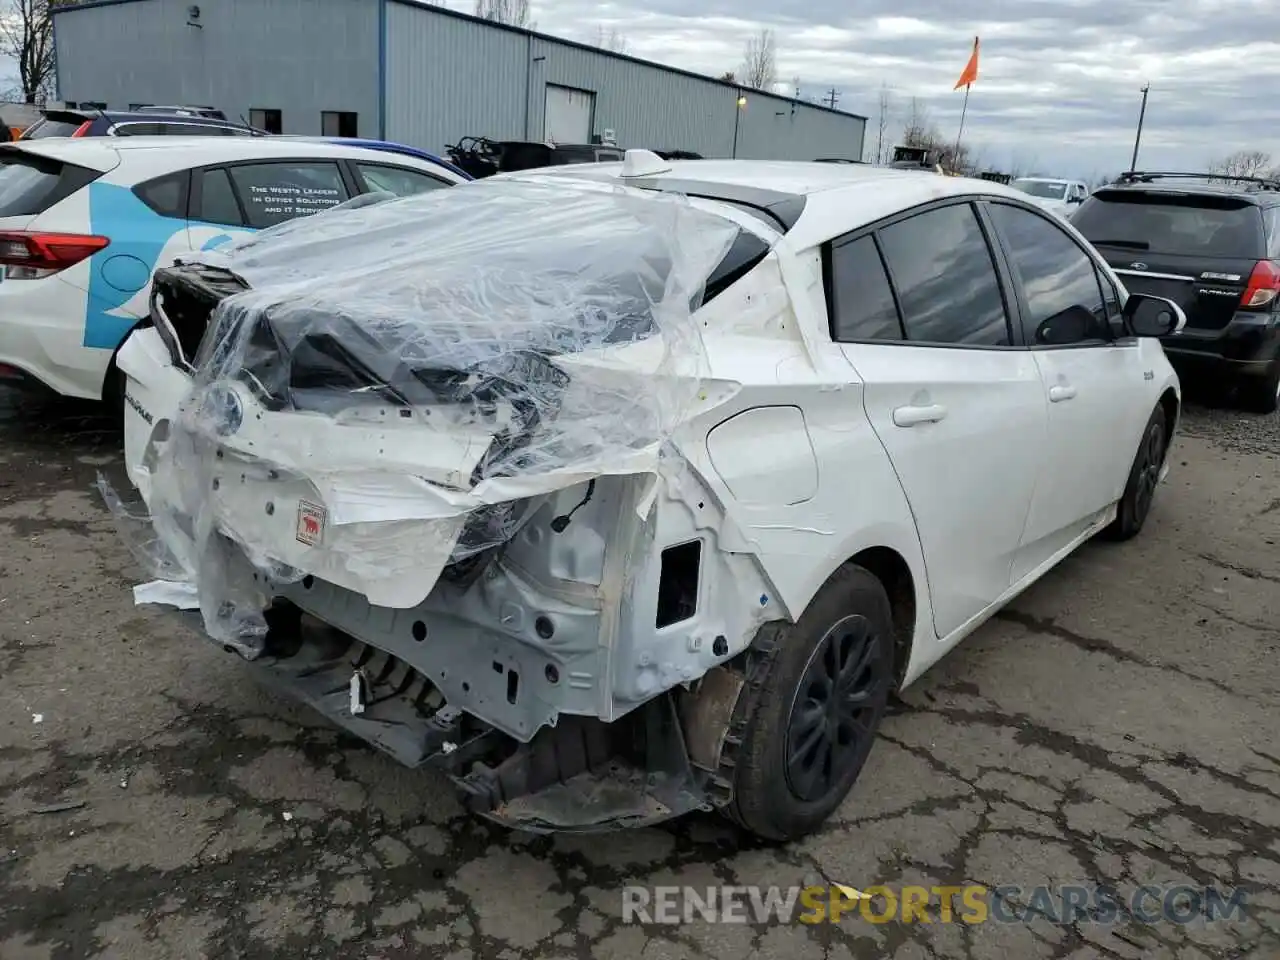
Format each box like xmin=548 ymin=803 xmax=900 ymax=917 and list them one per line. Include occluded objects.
xmin=785 ymin=614 xmax=882 ymax=803
xmin=723 ymin=563 xmax=895 ymax=841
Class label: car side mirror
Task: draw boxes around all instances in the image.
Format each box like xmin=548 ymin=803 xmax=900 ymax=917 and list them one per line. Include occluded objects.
xmin=1069 ymin=195 xmax=1083 ymax=204
xmin=1123 ymin=293 xmax=1186 ymax=337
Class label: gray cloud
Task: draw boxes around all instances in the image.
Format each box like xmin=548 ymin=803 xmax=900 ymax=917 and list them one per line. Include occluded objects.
xmin=6 ymin=1 xmax=1275 ymax=180
xmin=489 ymin=0 xmax=1280 ymax=178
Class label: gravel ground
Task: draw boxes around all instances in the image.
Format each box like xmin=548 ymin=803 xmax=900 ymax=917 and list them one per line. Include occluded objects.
xmin=0 ymin=385 xmax=1277 ymax=960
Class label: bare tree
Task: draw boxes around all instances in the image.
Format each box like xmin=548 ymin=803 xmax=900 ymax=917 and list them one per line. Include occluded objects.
xmin=874 ymin=84 xmax=892 ymax=164
xmin=1007 ymin=151 xmax=1041 ymax=179
xmin=739 ymin=28 xmax=777 ymax=90
xmin=475 ymin=0 xmax=530 ymax=28
xmin=0 ymin=0 xmax=66 ymax=104
xmin=1209 ymin=149 xmax=1272 ymax=180
xmin=901 ymin=97 xmax=931 ymax=147
xmin=718 ymin=70 xmax=736 ymax=82
xmin=890 ymin=98 xmax=974 ymax=172
xmin=593 ymin=25 xmax=628 ymax=54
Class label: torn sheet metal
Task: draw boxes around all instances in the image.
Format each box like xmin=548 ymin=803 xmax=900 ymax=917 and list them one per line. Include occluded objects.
xmin=112 ymin=177 xmax=744 ymax=652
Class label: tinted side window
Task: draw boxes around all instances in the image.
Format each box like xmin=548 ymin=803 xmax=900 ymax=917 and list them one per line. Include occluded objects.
xmin=989 ymin=204 xmax=1109 ymax=346
xmin=21 ymin=117 xmax=88 ymax=139
xmin=226 ymin=162 xmax=349 ymax=228
xmin=354 ymin=163 xmax=448 ymax=197
xmin=828 ymin=236 xmax=902 ymax=341
xmin=0 ymin=155 xmax=100 ymax=217
xmin=197 ymin=168 xmax=244 ymax=226
xmin=1266 ymin=207 xmax=1280 ymax=259
xmin=876 ymin=203 xmax=1012 ymax=346
xmin=133 ymin=171 xmax=188 ymax=218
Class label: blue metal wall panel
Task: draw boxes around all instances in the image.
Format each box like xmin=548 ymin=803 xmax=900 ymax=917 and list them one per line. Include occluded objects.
xmin=54 ymin=0 xmax=380 ymax=136
xmin=53 ymin=0 xmax=866 ymax=159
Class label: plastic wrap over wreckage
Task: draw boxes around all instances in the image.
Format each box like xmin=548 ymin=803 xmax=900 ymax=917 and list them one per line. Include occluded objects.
xmin=103 ymin=177 xmax=745 ymax=658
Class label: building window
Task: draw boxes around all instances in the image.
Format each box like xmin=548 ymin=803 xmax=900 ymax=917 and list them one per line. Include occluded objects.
xmin=321 ymin=111 xmax=358 ymax=138
xmin=249 ymin=108 xmax=282 ymax=134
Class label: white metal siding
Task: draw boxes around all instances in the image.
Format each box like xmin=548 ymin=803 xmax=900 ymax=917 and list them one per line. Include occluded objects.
xmin=543 ymin=85 xmax=593 ymax=143
xmin=384 ymin=2 xmax=865 ymax=161
xmin=54 ymin=0 xmax=379 ymax=137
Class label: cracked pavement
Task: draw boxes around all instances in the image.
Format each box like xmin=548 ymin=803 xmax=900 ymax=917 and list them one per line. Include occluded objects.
xmin=0 ymin=386 xmax=1277 ymax=960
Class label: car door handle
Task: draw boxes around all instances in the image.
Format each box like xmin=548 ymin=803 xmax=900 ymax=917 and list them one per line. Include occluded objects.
xmin=892 ymin=403 xmax=948 ymax=427
xmin=1048 ymin=385 xmax=1077 ymax=403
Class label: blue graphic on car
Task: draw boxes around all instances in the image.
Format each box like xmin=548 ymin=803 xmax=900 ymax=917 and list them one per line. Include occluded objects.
xmin=83 ymin=182 xmax=255 ymax=350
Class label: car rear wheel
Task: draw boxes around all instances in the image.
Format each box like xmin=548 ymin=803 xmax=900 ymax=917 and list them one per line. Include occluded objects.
xmin=723 ymin=563 xmax=894 ymax=841
xmin=1101 ymin=405 xmax=1168 ymax=542
xmin=1237 ymin=362 xmax=1280 ymax=415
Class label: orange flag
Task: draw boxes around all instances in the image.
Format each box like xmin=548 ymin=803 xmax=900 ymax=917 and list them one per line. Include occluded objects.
xmin=954 ymin=36 xmax=979 ymax=90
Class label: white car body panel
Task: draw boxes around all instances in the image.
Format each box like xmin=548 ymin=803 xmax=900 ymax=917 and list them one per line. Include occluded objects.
xmin=0 ymin=137 xmax=467 ymax=400
xmin=118 ymin=160 xmax=1181 ymax=736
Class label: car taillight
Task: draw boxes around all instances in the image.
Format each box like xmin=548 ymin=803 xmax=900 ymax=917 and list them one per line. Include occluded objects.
xmin=1241 ymin=260 xmax=1280 ymax=310
xmin=0 ymin=231 xmax=110 ymax=278
xmin=71 ymin=121 xmax=93 ymax=137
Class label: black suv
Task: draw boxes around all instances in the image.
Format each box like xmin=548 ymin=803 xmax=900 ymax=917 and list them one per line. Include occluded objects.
xmin=1072 ymin=171 xmax=1280 ymax=413
xmin=444 ymin=136 xmax=624 ymax=179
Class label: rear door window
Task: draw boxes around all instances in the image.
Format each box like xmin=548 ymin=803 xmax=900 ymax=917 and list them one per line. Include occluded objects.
xmin=225 ymin=161 xmax=350 ymax=228
xmin=352 ymin=163 xmax=449 ymax=197
xmin=875 ymin=202 xmax=1013 ymax=346
xmin=0 ymin=152 xmax=101 ymax=217
xmin=115 ymin=122 xmax=239 ymax=137
xmin=1073 ymin=191 xmax=1266 ymax=258
xmin=196 ymin=168 xmax=245 ymax=226
xmin=827 ymin=235 xmax=902 ymax=341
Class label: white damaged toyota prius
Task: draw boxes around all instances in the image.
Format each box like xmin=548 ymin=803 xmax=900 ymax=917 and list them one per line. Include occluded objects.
xmin=105 ymin=151 xmax=1183 ymax=841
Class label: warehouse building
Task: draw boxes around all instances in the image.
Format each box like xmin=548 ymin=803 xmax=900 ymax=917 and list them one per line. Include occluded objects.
xmin=52 ymin=0 xmax=867 ymax=161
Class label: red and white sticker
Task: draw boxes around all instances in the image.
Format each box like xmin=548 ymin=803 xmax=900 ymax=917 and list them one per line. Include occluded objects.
xmin=295 ymin=500 xmax=326 ymax=546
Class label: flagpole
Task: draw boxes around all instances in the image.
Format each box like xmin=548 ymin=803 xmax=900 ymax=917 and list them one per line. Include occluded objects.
xmin=952 ymin=83 xmax=970 ymax=170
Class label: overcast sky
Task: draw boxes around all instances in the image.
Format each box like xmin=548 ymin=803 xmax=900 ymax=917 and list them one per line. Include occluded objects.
xmin=452 ymin=0 xmax=1280 ymax=180
xmin=6 ymin=0 xmax=1278 ymax=179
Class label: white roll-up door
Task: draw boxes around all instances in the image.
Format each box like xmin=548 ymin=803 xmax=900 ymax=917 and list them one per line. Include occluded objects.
xmin=544 ymin=85 xmax=594 ymax=144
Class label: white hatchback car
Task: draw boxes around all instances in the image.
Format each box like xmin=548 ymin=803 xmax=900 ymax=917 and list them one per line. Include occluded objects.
xmin=112 ymin=153 xmax=1184 ymax=841
xmin=0 ymin=136 xmax=467 ymax=403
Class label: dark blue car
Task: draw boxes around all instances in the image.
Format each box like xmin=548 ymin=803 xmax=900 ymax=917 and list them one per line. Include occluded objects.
xmin=19 ymin=107 xmax=263 ymax=140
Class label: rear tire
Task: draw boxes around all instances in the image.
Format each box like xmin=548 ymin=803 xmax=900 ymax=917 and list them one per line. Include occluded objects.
xmin=1101 ymin=405 xmax=1168 ymax=542
xmin=723 ymin=564 xmax=894 ymax=841
xmin=1237 ymin=362 xmax=1280 ymax=415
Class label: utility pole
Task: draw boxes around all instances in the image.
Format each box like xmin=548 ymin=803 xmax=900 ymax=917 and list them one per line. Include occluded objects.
xmin=1129 ymin=83 xmax=1150 ymax=173
xmin=824 ymin=88 xmax=839 ymax=109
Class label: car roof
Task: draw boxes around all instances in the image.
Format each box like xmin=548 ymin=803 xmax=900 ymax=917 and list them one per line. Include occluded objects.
xmin=270 ymin=135 xmax=468 ymax=176
xmin=1014 ymin=176 xmax=1070 ymax=183
xmin=1096 ymin=179 xmax=1278 ymax=205
xmin=44 ymin=107 xmax=241 ymax=124
xmin=527 ymin=158 xmax=966 ymax=196
xmin=5 ymin=135 xmax=449 ymax=168
xmin=516 ymin=158 xmax=1044 ymax=245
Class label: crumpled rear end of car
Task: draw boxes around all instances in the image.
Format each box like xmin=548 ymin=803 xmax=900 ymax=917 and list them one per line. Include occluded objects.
xmin=99 ymin=176 xmax=786 ymax=830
